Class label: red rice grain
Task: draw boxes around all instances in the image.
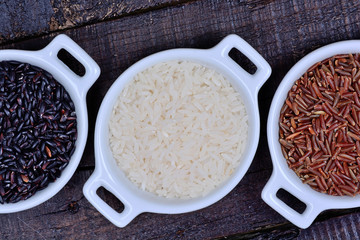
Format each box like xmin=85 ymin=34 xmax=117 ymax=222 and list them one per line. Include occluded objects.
xmin=279 ymin=53 xmax=360 ymax=196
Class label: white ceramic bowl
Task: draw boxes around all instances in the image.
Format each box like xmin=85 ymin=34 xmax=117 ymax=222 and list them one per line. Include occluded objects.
xmin=262 ymin=40 xmax=360 ymax=229
xmin=0 ymin=34 xmax=100 ymax=212
xmin=83 ymin=34 xmax=271 ymax=227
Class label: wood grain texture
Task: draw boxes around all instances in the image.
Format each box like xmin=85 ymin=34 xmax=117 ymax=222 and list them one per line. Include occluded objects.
xmin=1 ymin=0 xmax=360 ymax=239
xmin=0 ymin=0 xmax=188 ymax=44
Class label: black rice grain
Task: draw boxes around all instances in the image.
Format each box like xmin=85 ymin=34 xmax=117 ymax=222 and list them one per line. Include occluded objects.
xmin=0 ymin=61 xmax=77 ymax=203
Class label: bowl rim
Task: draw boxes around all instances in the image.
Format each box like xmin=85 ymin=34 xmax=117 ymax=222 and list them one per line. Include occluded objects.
xmin=84 ymin=34 xmax=272 ymax=227
xmin=95 ymin=49 xmax=261 ymax=209
xmin=263 ymin=39 xmax=360 ymax=228
xmin=0 ymin=34 xmax=100 ymax=213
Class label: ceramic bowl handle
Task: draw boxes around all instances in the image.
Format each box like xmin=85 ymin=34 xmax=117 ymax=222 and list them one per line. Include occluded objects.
xmin=261 ymin=171 xmax=325 ymax=229
xmin=40 ymin=34 xmax=100 ymax=98
xmin=212 ymin=34 xmax=272 ymax=96
xmin=83 ymin=170 xmax=140 ymax=228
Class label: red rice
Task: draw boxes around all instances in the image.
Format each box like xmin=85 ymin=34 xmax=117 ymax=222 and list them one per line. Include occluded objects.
xmin=279 ymin=53 xmax=360 ymax=196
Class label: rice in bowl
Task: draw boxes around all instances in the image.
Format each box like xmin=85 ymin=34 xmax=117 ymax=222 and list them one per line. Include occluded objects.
xmin=109 ymin=60 xmax=248 ymax=199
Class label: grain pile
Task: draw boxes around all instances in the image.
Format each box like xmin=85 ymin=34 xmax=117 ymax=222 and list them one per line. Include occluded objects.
xmin=279 ymin=53 xmax=360 ymax=196
xmin=109 ymin=60 xmax=248 ymax=199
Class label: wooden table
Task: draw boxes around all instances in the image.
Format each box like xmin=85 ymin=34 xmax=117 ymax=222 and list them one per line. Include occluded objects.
xmin=1 ymin=0 xmax=360 ymax=239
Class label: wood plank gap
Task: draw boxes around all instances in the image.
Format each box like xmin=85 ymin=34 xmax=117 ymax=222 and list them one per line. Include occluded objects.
xmin=217 ymin=222 xmax=300 ymax=239
xmin=76 ymin=166 xmax=95 ymax=172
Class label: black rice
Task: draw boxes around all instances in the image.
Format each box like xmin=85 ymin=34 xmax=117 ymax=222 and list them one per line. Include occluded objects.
xmin=0 ymin=61 xmax=77 ymax=203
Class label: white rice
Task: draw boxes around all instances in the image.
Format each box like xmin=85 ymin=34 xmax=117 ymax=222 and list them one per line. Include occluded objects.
xmin=109 ymin=60 xmax=248 ymax=199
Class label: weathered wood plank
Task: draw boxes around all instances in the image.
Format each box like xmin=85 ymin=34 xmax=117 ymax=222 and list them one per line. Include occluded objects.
xmin=0 ymin=0 xmax=190 ymax=44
